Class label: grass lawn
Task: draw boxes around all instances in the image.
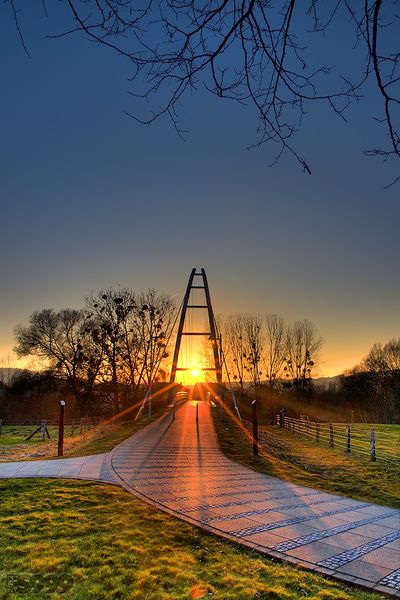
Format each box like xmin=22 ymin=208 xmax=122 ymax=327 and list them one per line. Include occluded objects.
xmin=0 ymin=425 xmax=61 ymax=462
xmin=212 ymin=409 xmax=400 ymax=508
xmin=0 ymin=478 xmax=382 ymax=600
xmin=0 ymin=425 xmax=60 ymax=446
xmin=332 ymin=423 xmax=400 ymax=462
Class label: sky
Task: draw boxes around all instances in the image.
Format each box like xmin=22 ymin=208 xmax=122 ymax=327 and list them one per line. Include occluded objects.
xmin=0 ymin=2 xmax=399 ymax=377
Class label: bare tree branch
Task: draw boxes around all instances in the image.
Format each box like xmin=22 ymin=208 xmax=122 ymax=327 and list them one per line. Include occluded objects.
xmin=9 ymin=0 xmax=31 ymax=58
xmin=9 ymin=1 xmax=400 ymax=180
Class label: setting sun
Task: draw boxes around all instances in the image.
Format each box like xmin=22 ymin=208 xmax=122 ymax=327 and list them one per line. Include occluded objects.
xmin=191 ymin=368 xmax=200 ymax=378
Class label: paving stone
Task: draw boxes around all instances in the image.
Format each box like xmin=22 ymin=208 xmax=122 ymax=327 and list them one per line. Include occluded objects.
xmin=361 ymin=547 xmax=400 ymax=570
xmin=268 ymin=523 xmax=320 ymax=540
xmin=286 ymin=541 xmax=342 ymax=562
xmin=305 ymin=516 xmax=358 ymax=531
xmin=378 ymin=516 xmax=400 ymax=530
xmin=214 ymin=517 xmax=262 ymax=533
xmin=279 ymin=506 xmax=328 ymax=518
xmin=231 ymin=510 xmax=295 ymax=526
xmin=206 ymin=502 xmax=269 ymax=517
xmin=321 ymin=531 xmax=379 ymax=550
xmin=351 ymin=523 xmax=398 ymax=539
xmin=385 ymin=539 xmax=400 ymax=551
xmin=310 ymin=501 xmax=355 ymax=513
xmin=332 ymin=511 xmax=375 ymax=524
xmin=358 ymin=505 xmax=398 ymax=517
xmin=378 ymin=568 xmax=400 ymax=591
xmin=336 ymin=559 xmax=393 ymax=582
xmin=318 ymin=530 xmax=400 ymax=570
xmin=246 ymin=530 xmax=289 ymax=547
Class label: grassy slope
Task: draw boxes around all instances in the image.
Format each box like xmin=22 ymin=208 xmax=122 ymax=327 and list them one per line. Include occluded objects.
xmin=0 ymin=479 xmax=381 ymax=600
xmin=212 ymin=409 xmax=400 ymax=508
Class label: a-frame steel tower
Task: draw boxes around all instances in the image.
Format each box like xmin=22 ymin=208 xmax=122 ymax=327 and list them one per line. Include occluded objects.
xmin=169 ymin=268 xmax=222 ymax=388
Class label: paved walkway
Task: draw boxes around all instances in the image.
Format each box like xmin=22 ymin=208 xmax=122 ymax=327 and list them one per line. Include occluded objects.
xmin=1 ymin=401 xmax=399 ymax=597
xmin=0 ymin=453 xmax=114 ymax=482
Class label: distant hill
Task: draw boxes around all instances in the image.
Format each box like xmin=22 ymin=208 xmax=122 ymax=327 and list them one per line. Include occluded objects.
xmin=254 ymin=376 xmax=342 ymax=389
xmin=312 ymin=376 xmax=342 ymax=389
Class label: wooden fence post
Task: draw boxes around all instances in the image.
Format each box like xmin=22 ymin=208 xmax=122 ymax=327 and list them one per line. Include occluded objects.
xmin=346 ymin=424 xmax=351 ymax=453
xmin=329 ymin=423 xmax=334 ymax=448
xmin=370 ymin=428 xmax=376 ymax=462
xmin=252 ymin=400 xmax=259 ymax=456
xmin=58 ymin=400 xmax=65 ymax=456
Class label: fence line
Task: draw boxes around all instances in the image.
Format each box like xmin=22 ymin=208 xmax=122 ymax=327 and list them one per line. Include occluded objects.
xmin=0 ymin=417 xmax=105 ymax=427
xmin=0 ymin=416 xmax=108 ymax=440
xmin=276 ymin=414 xmax=399 ymax=464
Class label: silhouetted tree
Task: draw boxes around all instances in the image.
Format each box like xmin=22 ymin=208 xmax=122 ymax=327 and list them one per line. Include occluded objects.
xmin=86 ymin=287 xmax=176 ymax=405
xmin=221 ymin=314 xmax=247 ymax=394
xmin=265 ymin=313 xmax=286 ymax=388
xmin=363 ymin=338 xmax=400 ymax=422
xmin=85 ymin=288 xmax=137 ymax=410
xmin=284 ymin=319 xmax=322 ymax=392
xmin=14 ymin=309 xmax=102 ymax=413
xmin=133 ymin=289 xmax=176 ymax=390
xmin=242 ymin=314 xmax=264 ymax=391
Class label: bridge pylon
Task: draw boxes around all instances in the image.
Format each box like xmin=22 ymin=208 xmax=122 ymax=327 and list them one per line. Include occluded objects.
xmin=169 ymin=268 xmax=222 ymax=396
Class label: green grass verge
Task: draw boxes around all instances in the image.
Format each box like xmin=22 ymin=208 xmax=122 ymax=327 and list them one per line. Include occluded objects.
xmin=0 ymin=425 xmax=60 ymax=446
xmin=0 ymin=479 xmax=382 ymax=600
xmin=65 ymin=413 xmax=164 ymax=457
xmin=212 ymin=409 xmax=400 ymax=508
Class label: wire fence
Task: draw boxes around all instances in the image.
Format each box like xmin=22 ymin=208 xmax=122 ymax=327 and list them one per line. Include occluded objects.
xmin=0 ymin=417 xmax=107 ymax=440
xmin=276 ymin=414 xmax=399 ymax=465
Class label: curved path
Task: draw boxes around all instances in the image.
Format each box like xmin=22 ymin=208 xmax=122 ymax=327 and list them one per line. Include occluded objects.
xmin=1 ymin=401 xmax=399 ymax=597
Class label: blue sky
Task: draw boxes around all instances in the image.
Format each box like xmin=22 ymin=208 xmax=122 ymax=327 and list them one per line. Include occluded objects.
xmin=0 ymin=1 xmax=399 ymax=376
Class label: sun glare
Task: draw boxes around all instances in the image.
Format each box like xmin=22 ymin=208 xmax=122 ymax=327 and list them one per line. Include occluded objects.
xmin=191 ymin=368 xmax=200 ymax=378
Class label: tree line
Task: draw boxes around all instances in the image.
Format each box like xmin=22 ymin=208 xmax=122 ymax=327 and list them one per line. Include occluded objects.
xmin=341 ymin=338 xmax=400 ymax=423
xmin=1 ymin=290 xmax=398 ymax=423
xmin=12 ymin=288 xmax=176 ymax=414
xmin=219 ymin=314 xmax=323 ymax=394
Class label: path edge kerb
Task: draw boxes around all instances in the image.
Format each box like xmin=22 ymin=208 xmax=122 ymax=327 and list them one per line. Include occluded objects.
xmin=106 ymin=403 xmax=399 ymax=599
